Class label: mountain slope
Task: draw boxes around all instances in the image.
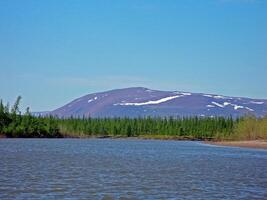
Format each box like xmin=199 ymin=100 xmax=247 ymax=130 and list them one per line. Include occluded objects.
xmin=49 ymin=87 xmax=267 ymax=118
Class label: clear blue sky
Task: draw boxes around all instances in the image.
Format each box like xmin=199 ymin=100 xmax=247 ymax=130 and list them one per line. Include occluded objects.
xmin=0 ymin=0 xmax=266 ymax=111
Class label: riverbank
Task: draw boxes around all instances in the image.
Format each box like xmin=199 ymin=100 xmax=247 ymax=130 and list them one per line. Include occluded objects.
xmin=65 ymin=136 xmax=267 ymax=150
xmin=206 ymin=140 xmax=267 ymax=149
xmin=54 ymin=137 xmax=267 ymax=150
xmin=41 ymin=134 xmax=203 ymax=141
xmin=2 ymin=134 xmax=267 ymax=150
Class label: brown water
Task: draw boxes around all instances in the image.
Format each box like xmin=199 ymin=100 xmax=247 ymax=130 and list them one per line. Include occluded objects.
xmin=0 ymin=139 xmax=267 ymax=199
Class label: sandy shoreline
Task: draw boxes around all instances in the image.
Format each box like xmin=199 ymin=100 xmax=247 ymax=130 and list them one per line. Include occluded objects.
xmin=206 ymin=140 xmax=267 ymax=150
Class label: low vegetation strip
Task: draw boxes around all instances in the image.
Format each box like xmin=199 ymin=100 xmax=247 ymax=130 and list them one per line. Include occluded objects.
xmin=0 ymin=97 xmax=266 ymax=141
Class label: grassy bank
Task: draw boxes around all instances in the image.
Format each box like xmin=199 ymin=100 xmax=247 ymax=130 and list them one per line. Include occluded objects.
xmin=227 ymin=116 xmax=267 ymax=141
xmin=0 ymin=97 xmax=266 ymax=140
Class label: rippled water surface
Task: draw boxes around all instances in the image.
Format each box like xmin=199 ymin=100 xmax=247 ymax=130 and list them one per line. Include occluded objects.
xmin=0 ymin=139 xmax=267 ymax=200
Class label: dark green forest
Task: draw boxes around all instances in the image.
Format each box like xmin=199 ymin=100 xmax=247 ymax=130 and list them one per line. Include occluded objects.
xmin=57 ymin=116 xmax=234 ymax=140
xmin=1 ymin=97 xmax=266 ymax=140
xmin=0 ymin=97 xmax=61 ymax=138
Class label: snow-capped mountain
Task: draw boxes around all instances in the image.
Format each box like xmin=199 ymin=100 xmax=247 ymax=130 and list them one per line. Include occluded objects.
xmin=48 ymin=87 xmax=267 ymax=118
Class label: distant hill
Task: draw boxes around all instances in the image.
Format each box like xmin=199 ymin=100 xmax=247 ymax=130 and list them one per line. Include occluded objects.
xmin=40 ymin=87 xmax=267 ymax=118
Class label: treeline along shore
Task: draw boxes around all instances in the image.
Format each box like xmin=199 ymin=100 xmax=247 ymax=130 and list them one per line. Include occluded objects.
xmin=0 ymin=97 xmax=267 ymax=141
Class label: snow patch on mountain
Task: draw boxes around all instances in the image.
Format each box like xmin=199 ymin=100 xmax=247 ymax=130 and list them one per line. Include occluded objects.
xmin=233 ymin=105 xmax=243 ymax=110
xmin=203 ymin=94 xmax=232 ymax=99
xmin=88 ymin=96 xmax=98 ymax=103
xmin=212 ymin=102 xmax=224 ymax=108
xmin=203 ymin=94 xmax=213 ymax=98
xmin=223 ymin=102 xmax=231 ymax=106
xmin=213 ymin=95 xmax=226 ymax=99
xmin=206 ymin=105 xmax=215 ymax=108
xmin=245 ymin=107 xmax=254 ymax=112
xmin=174 ymin=92 xmax=192 ymax=96
xmin=180 ymin=92 xmax=191 ymax=96
xmin=115 ymin=95 xmax=181 ymax=106
xmin=250 ymin=101 xmax=264 ymax=105
xmin=211 ymin=101 xmax=253 ymax=111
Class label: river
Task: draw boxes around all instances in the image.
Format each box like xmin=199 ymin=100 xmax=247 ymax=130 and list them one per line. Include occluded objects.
xmin=0 ymin=139 xmax=266 ymax=199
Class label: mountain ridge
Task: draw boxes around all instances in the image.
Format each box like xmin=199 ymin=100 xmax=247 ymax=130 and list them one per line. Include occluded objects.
xmin=37 ymin=87 xmax=267 ymax=118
